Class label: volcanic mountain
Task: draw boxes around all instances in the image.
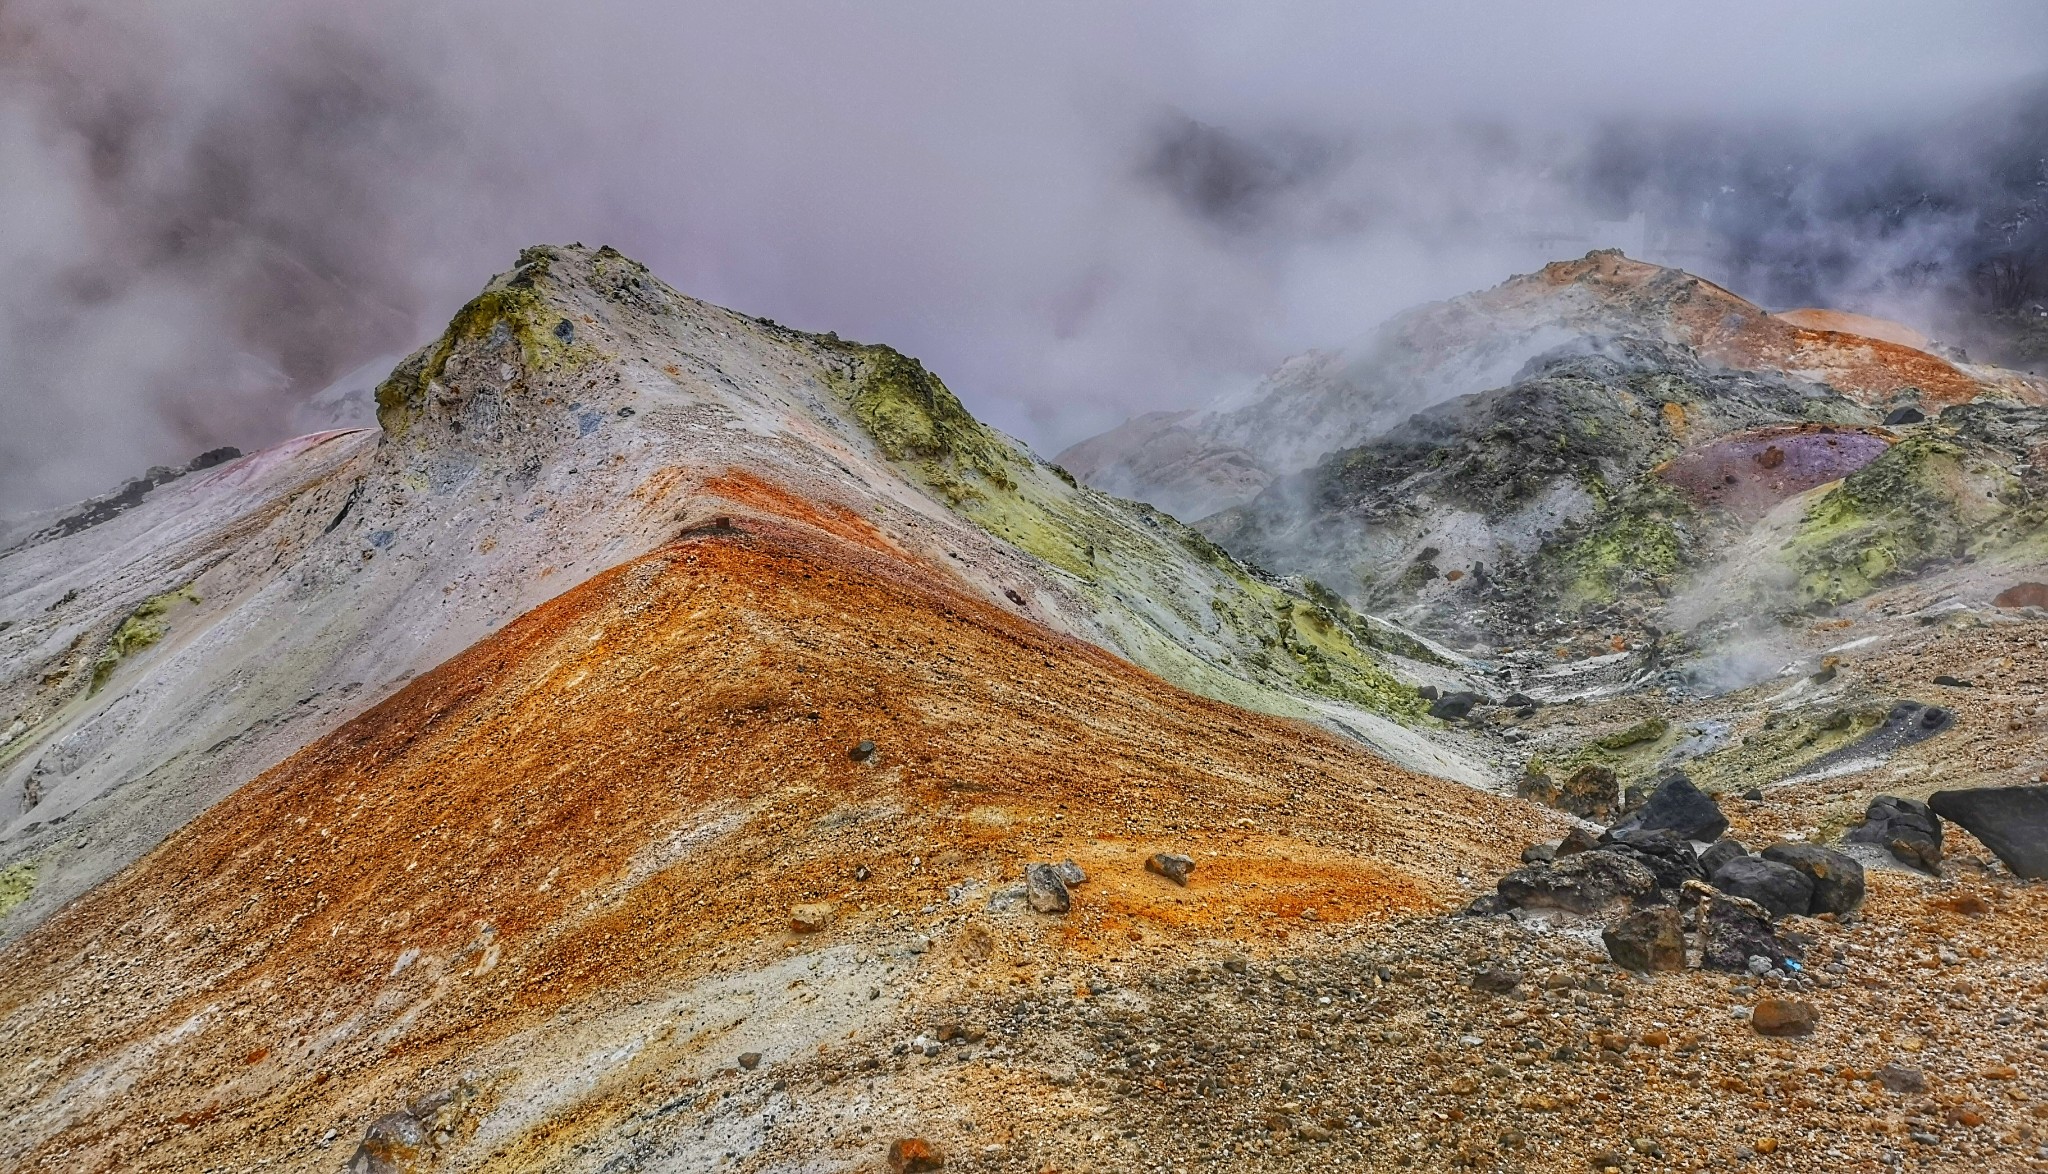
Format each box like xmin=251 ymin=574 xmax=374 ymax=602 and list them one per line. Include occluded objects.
xmin=1060 ymin=249 xmax=2048 ymax=521
xmin=7 ymin=246 xmax=2048 ymax=1174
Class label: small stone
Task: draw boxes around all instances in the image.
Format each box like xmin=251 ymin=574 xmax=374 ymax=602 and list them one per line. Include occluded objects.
xmin=1055 ymin=860 xmax=1088 ymax=886
xmin=1470 ymin=967 xmax=1522 ymax=995
xmin=1877 ymin=1063 xmax=1926 ymax=1093
xmin=738 ymin=1052 xmax=762 ymax=1070
xmin=1750 ymin=998 xmax=1817 ymax=1037
xmin=849 ymin=740 xmax=878 ymax=762
xmin=887 ymin=1137 xmax=945 ymax=1172
xmin=1025 ymin=863 xmax=1072 ymax=914
xmin=1146 ymin=853 xmax=1196 ymax=886
xmin=790 ymin=903 xmax=835 ymax=934
xmin=1556 ymin=826 xmax=1601 ymax=857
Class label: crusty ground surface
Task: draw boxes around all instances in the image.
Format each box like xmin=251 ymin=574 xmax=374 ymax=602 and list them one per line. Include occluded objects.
xmin=0 ymin=515 xmax=1541 ymax=1173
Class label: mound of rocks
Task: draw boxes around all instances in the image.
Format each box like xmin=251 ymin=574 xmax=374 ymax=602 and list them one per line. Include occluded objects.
xmin=1845 ymin=795 xmax=1943 ymax=871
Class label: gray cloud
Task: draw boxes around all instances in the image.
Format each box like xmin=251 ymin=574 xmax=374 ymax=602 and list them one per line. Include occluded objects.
xmin=2 ymin=0 xmax=2046 ymax=514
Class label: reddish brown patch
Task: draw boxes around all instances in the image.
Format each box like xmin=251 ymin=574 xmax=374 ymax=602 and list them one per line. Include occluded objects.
xmin=1994 ymin=582 xmax=2048 ymax=610
xmin=1656 ymin=424 xmax=1894 ymax=520
xmin=700 ymin=469 xmax=903 ymax=557
xmin=0 ymin=518 xmax=1539 ymax=1172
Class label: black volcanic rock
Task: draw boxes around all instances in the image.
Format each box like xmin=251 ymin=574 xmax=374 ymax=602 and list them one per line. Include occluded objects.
xmin=1760 ymin=843 xmax=1865 ymax=916
xmin=1928 ymin=786 xmax=2048 ymax=879
xmin=1605 ymin=771 xmax=1728 ymax=843
xmin=1709 ymin=856 xmax=1813 ymax=919
xmin=1845 ymin=795 xmax=1944 ymax=871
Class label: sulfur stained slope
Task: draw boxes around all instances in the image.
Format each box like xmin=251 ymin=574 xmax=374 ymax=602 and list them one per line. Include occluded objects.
xmin=0 ymin=519 xmax=1540 ymax=1174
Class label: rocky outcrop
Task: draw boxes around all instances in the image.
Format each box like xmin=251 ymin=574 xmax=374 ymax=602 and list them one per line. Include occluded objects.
xmin=1845 ymin=795 xmax=1944 ymax=871
xmin=1929 ymin=786 xmax=2048 ymax=879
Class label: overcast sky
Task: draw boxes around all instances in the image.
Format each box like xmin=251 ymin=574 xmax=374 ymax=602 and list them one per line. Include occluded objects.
xmin=2 ymin=0 xmax=2046 ymax=513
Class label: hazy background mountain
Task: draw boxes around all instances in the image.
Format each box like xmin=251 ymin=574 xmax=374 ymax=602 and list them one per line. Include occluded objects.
xmin=2 ymin=0 xmax=2046 ymax=515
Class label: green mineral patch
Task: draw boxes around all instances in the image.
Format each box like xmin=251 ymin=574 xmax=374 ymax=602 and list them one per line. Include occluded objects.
xmin=1680 ymin=706 xmax=1889 ymax=794
xmin=90 ymin=585 xmax=200 ymax=693
xmin=1787 ymin=434 xmax=2029 ymax=606
xmin=1545 ymin=482 xmax=1697 ymax=608
xmin=0 ymin=860 xmax=35 ymax=920
xmin=805 ymin=333 xmax=1430 ymax=720
xmin=1592 ymin=716 xmax=1669 ymax=753
xmin=376 ymin=247 xmax=597 ymax=438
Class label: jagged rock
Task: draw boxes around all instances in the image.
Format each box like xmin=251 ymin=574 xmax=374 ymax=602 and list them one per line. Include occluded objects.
xmin=1709 ymin=856 xmax=1813 ymax=919
xmin=1146 ymin=853 xmax=1195 ymax=886
xmin=1055 ymin=860 xmax=1088 ymax=886
xmin=1845 ymin=795 xmax=1944 ymax=870
xmin=1928 ymin=786 xmax=2048 ymax=879
xmin=1025 ymin=863 xmax=1072 ymax=913
xmin=1602 ymin=905 xmax=1686 ymax=972
xmin=1596 ymin=827 xmax=1705 ymax=892
xmin=1518 ymin=763 xmax=1618 ymax=820
xmin=888 ymin=1137 xmax=946 ymax=1172
xmin=738 ymin=1052 xmax=762 ymax=1070
xmin=1562 ymin=764 xmax=1621 ymax=821
xmin=1556 ymin=826 xmax=1600 ymax=857
xmin=1429 ymin=691 xmax=1484 ymax=721
xmin=1521 ymin=843 xmax=1557 ymax=865
xmin=1884 ymin=405 xmax=1926 ymax=425
xmin=1696 ymin=838 xmax=1749 ymax=878
xmin=1605 ymin=771 xmax=1728 ymax=842
xmin=1620 ymin=780 xmax=1653 ymax=815
xmin=1497 ymin=851 xmax=1657 ymax=914
xmin=1689 ymin=883 xmax=1794 ymax=972
xmin=790 ymin=903 xmax=836 ymax=933
xmin=1750 ymin=998 xmax=1817 ymax=1037
xmin=1760 ymin=843 xmax=1865 ymax=916
xmin=346 ymin=1084 xmax=474 ymax=1174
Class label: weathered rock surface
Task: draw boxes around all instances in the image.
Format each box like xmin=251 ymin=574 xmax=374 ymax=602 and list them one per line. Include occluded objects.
xmin=1606 ymin=772 xmax=1728 ymax=843
xmin=1497 ymin=851 xmax=1657 ymax=914
xmin=1844 ymin=794 xmax=1944 ymax=871
xmin=1928 ymin=785 xmax=2048 ymax=879
xmin=1602 ymin=905 xmax=1686 ymax=972
xmin=1708 ymin=856 xmax=1813 ymax=919
xmin=1693 ymin=884 xmax=1793 ymax=972
xmin=1750 ymin=998 xmax=1817 ymax=1037
xmin=1025 ymin=863 xmax=1072 ymax=914
xmin=1696 ymin=838 xmax=1748 ymax=878
xmin=1760 ymin=843 xmax=1865 ymax=916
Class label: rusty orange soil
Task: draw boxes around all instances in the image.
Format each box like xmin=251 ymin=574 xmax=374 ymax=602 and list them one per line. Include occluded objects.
xmin=1520 ymin=251 xmax=2047 ymax=409
xmin=0 ymin=506 xmax=1541 ymax=1172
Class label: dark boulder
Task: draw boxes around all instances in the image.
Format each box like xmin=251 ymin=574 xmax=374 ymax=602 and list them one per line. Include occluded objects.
xmin=1470 ymin=967 xmax=1522 ymax=994
xmin=1602 ymin=905 xmax=1686 ymax=973
xmin=1596 ymin=828 xmax=1704 ymax=892
xmin=1691 ymin=883 xmax=1796 ymax=972
xmin=1709 ymin=856 xmax=1813 ymax=919
xmin=1521 ymin=842 xmax=1557 ymax=865
xmin=1429 ymin=690 xmax=1484 ymax=721
xmin=1696 ymin=837 xmax=1749 ymax=878
xmin=1928 ymin=786 xmax=2048 ymax=879
xmin=1883 ymin=405 xmax=1926 ymax=425
xmin=1561 ymin=764 xmax=1621 ymax=821
xmin=1844 ymin=794 xmax=1944 ymax=871
xmin=1605 ymin=771 xmax=1729 ymax=843
xmin=1760 ymin=843 xmax=1865 ymax=916
xmin=1557 ymin=826 xmax=1601 ymax=857
xmin=1497 ymin=851 xmax=1657 ymax=915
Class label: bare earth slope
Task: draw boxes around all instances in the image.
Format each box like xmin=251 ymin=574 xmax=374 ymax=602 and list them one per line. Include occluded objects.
xmin=0 ymin=245 xmax=1481 ymax=943
xmin=0 ymin=517 xmax=1536 ymax=1173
